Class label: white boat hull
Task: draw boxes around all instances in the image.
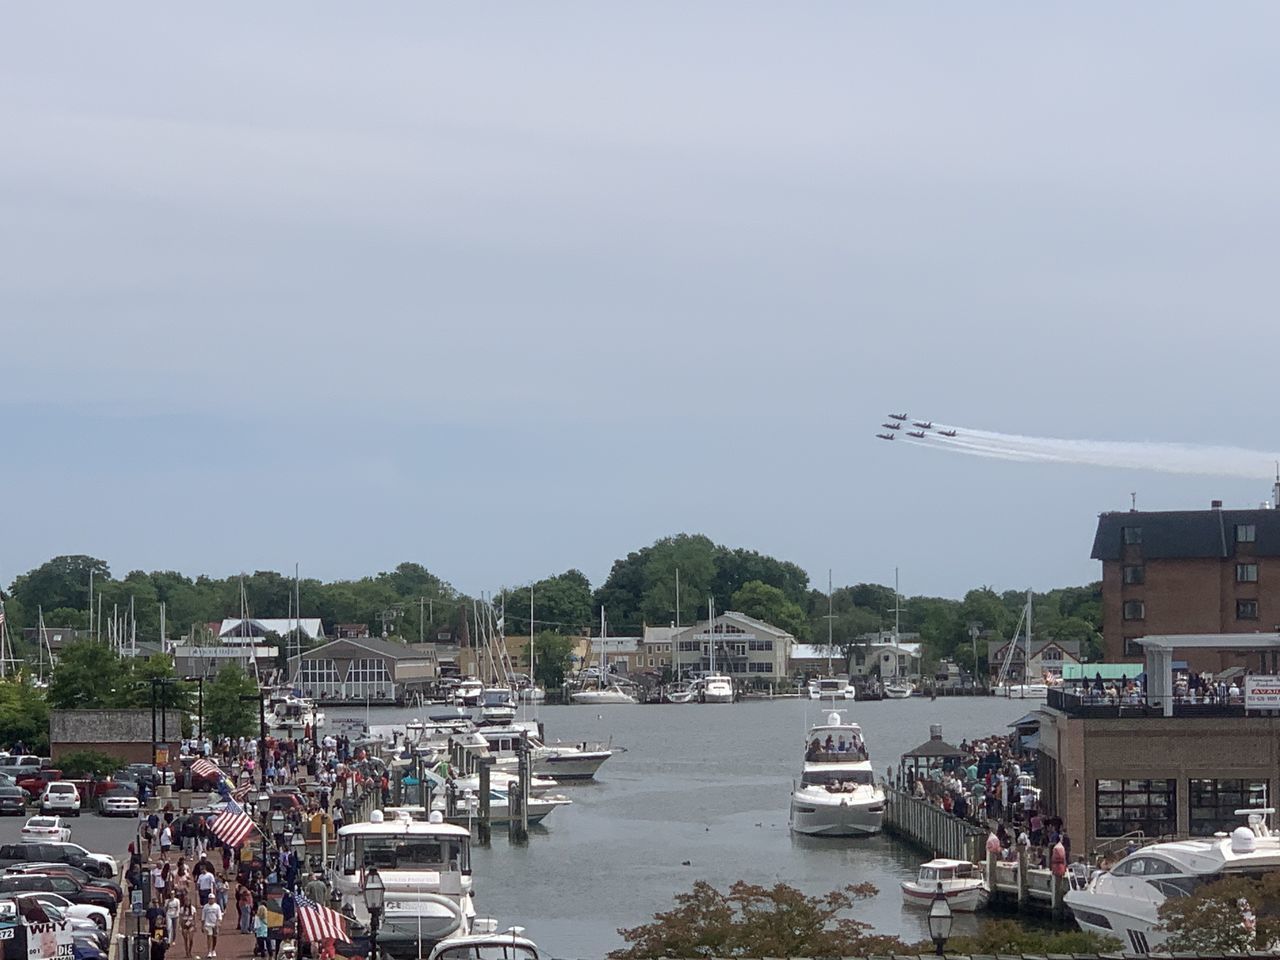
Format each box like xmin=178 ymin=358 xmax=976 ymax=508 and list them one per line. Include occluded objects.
xmin=883 ymin=683 xmax=914 ymax=699
xmin=901 ymin=880 xmax=986 ymax=912
xmin=1065 ymin=890 xmax=1165 ymax=952
xmin=570 ymin=689 xmax=636 ymax=705
xmin=702 ymin=690 xmax=734 ymax=703
xmin=790 ymin=791 xmax=885 ymax=836
xmin=996 ymin=683 xmax=1048 ymax=699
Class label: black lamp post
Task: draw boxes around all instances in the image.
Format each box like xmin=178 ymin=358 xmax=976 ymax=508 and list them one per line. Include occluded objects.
xmin=927 ymin=882 xmax=953 ymax=956
xmin=363 ymin=867 xmax=384 ymax=960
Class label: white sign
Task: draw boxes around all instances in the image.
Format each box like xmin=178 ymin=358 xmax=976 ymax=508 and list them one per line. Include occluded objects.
xmin=26 ymin=920 xmax=73 ymax=960
xmin=1245 ymin=675 xmax=1280 ymax=710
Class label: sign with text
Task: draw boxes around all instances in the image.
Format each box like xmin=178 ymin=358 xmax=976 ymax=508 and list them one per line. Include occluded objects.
xmin=1245 ymin=675 xmax=1280 ymax=710
xmin=25 ymin=920 xmax=72 ymax=960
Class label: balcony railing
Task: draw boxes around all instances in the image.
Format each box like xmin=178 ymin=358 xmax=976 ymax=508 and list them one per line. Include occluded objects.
xmin=1047 ymin=684 xmax=1248 ymax=718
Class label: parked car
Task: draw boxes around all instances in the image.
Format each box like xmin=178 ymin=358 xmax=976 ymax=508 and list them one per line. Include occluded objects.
xmin=0 ymin=787 xmax=27 ymax=816
xmin=38 ymin=783 xmax=80 ymax=817
xmin=9 ymin=890 xmax=111 ymax=930
xmin=17 ymin=770 xmax=64 ymax=797
xmin=20 ymin=816 xmax=71 ymax=842
xmin=0 ymin=842 xmax=114 ymax=879
xmin=4 ymin=864 xmax=122 ymax=903
xmin=0 ymin=875 xmax=116 ymax=911
xmin=95 ymin=789 xmax=138 ymax=818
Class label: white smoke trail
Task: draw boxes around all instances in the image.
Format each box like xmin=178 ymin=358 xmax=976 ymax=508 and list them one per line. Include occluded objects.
xmin=899 ymin=422 xmax=1280 ymax=480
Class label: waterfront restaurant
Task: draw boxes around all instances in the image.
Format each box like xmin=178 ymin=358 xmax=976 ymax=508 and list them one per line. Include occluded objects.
xmin=1037 ymin=633 xmax=1280 ymax=857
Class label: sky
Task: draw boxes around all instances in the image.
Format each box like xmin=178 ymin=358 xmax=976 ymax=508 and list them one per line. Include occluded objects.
xmin=4 ymin=4 xmax=1280 ymax=602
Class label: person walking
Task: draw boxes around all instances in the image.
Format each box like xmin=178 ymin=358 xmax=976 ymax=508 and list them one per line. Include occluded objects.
xmin=164 ymin=891 xmax=181 ymax=942
xmin=178 ymin=899 xmax=196 ymax=958
xmin=201 ymin=893 xmax=223 ymax=958
xmin=236 ymin=880 xmax=254 ymax=933
xmin=253 ymin=905 xmax=269 ymax=958
xmin=160 ymin=823 xmax=173 ymax=862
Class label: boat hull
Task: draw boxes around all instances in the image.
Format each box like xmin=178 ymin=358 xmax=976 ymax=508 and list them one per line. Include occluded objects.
xmin=901 ymin=880 xmax=986 ymax=912
xmin=570 ymin=690 xmax=636 ymax=705
xmin=790 ymin=793 xmax=884 ymax=836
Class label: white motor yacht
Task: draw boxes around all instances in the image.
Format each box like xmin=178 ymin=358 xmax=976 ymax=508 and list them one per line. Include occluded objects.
xmin=790 ymin=711 xmax=885 ymax=837
xmin=451 ymin=678 xmax=484 ymax=707
xmin=1065 ymin=811 xmax=1280 ymax=953
xmin=438 ymin=786 xmax=572 ymax=826
xmin=329 ymin=809 xmax=478 ymax=955
xmin=994 ymin=682 xmax=1048 ymax=699
xmin=428 ymin=927 xmax=539 ymax=960
xmin=664 ymin=682 xmax=696 ymax=704
xmin=477 ymin=687 xmax=518 ymax=725
xmin=266 ymin=692 xmax=325 ymax=734
xmin=901 ymin=859 xmax=987 ymax=911
xmin=808 ymin=676 xmax=856 ymax=701
xmin=883 ymin=678 xmax=914 ymax=699
xmin=472 ymin=724 xmax=613 ymax=781
xmin=570 ymin=683 xmax=637 ymax=705
xmin=700 ymin=674 xmax=734 ymax=703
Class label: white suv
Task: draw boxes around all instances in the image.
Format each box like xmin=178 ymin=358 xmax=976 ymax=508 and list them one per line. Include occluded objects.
xmin=38 ymin=783 xmax=80 ymax=817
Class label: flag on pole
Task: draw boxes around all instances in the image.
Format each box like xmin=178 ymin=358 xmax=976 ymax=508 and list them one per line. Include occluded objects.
xmin=192 ymin=758 xmax=222 ymax=780
xmin=296 ymin=890 xmax=350 ymax=943
xmin=210 ymin=799 xmax=255 ymax=848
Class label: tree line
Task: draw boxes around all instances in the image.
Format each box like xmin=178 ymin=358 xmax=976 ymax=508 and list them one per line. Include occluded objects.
xmin=2 ymin=538 xmax=1103 ymax=675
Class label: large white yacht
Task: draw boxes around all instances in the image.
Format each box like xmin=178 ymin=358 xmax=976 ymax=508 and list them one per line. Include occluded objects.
xmin=808 ymin=676 xmax=856 ymax=701
xmin=472 ymin=724 xmax=614 ymax=781
xmin=1066 ymin=811 xmax=1280 ymax=953
xmin=266 ymin=690 xmax=325 ymax=734
xmin=789 ymin=711 xmax=885 ymax=836
xmin=700 ymin=674 xmax=734 ymax=703
xmin=329 ymin=809 xmax=479 ymax=955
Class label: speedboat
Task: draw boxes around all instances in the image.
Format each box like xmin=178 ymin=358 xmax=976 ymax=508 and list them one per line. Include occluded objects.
xmin=808 ymin=676 xmax=856 ymax=701
xmin=478 ymin=687 xmax=518 ymax=725
xmin=1065 ymin=810 xmax=1280 ymax=953
xmin=883 ymin=678 xmax=914 ymax=699
xmin=901 ymin=859 xmax=987 ymax=911
xmin=451 ymin=678 xmax=485 ymax=707
xmin=266 ymin=691 xmax=325 ymax=733
xmin=789 ymin=711 xmax=885 ymax=837
xmin=428 ymin=927 xmax=539 ymax=960
xmin=439 ymin=786 xmax=572 ymax=826
xmin=328 ymin=809 xmax=478 ymax=956
xmin=700 ymin=674 xmax=734 ymax=704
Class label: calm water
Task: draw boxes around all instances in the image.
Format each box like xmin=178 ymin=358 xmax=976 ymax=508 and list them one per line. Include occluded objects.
xmin=364 ymin=695 xmax=1034 ymax=959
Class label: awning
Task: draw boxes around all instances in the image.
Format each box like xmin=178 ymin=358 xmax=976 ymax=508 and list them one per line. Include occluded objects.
xmin=1007 ymin=712 xmax=1041 ymax=729
xmin=1020 ymin=731 xmax=1041 ymax=751
xmin=1062 ymin=663 xmax=1145 ymax=681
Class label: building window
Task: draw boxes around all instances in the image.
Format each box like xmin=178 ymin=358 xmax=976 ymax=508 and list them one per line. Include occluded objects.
xmin=1123 ymin=565 xmax=1145 ymax=585
xmin=1237 ymin=524 xmax=1257 ymax=543
xmin=1123 ymin=526 xmax=1143 ymax=545
xmin=1189 ymin=779 xmax=1268 ymax=836
xmin=1095 ymin=778 xmax=1176 ymax=838
xmin=748 ymin=662 xmax=771 ymax=673
xmin=1237 ymin=600 xmax=1259 ymax=620
xmin=1123 ymin=600 xmax=1145 ymax=621
xmin=1237 ymin=563 xmax=1259 ymax=583
xmin=747 ymin=639 xmax=774 ymax=651
xmin=298 ymin=658 xmax=341 ymax=692
xmin=678 ymin=641 xmax=699 ymax=652
xmin=1123 ymin=637 xmax=1144 ymax=658
xmin=1041 ymin=646 xmax=1062 ymax=662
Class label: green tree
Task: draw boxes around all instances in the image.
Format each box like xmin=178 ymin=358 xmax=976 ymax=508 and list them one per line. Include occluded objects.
xmin=730 ymin=581 xmax=809 ymax=639
xmin=938 ymin=919 xmax=1120 ymax=955
xmin=204 ymin=665 xmax=260 ymax=739
xmin=9 ymin=556 xmax=107 ymax=616
xmin=611 ymin=880 xmax=906 ymax=959
xmin=0 ymin=680 xmax=50 ymax=753
xmin=125 ymin=655 xmax=194 ymax=711
xmin=1158 ymin=873 xmax=1280 ymax=952
xmin=529 ymin=632 xmax=576 ymax=688
xmin=59 ymin=749 xmax=125 ymax=778
xmin=504 ymin=571 xmax=594 ymax=636
xmin=46 ymin=640 xmax=129 ymax=709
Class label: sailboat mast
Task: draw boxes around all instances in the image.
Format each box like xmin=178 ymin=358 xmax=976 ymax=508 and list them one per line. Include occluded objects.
xmin=827 ymin=569 xmax=833 ymax=674
xmin=1025 ymin=588 xmax=1033 ymax=685
xmin=674 ymin=568 xmax=681 ymax=682
xmin=0 ymin=599 xmax=8 ymax=679
xmin=529 ymin=585 xmax=535 ymax=679
xmin=708 ymin=597 xmax=716 ymax=674
xmin=599 ymin=607 xmax=607 ymax=683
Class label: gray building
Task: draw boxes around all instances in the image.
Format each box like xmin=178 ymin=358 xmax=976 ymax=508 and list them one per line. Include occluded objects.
xmin=671 ymin=611 xmax=792 ymax=686
xmin=289 ymin=636 xmax=439 ymax=701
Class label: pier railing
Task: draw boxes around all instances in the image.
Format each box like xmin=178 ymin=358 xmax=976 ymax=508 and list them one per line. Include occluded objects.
xmin=883 ymin=787 xmax=986 ymax=861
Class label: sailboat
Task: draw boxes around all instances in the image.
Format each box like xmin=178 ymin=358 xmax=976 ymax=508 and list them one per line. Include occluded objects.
xmin=808 ymin=571 xmax=855 ymax=701
xmin=518 ymin=588 xmax=546 ymax=703
xmin=882 ymin=569 xmax=915 ymax=699
xmin=699 ymin=597 xmax=734 ymax=704
xmin=664 ymin=568 xmax=697 ymax=703
xmin=993 ymin=590 xmax=1048 ymax=699
xmin=571 ymin=609 xmax=637 ymax=705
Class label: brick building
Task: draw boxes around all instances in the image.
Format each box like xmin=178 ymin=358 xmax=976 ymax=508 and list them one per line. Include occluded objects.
xmin=1091 ymin=499 xmax=1280 ymax=672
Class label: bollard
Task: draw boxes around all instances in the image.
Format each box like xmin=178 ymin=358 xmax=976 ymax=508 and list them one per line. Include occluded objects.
xmin=986 ymin=848 xmax=997 ymax=899
xmin=1016 ymin=845 xmax=1029 ymax=907
xmin=1051 ymin=872 xmax=1065 ymax=919
xmin=508 ymin=734 xmax=529 ymax=843
xmin=477 ymin=759 xmax=491 ymax=845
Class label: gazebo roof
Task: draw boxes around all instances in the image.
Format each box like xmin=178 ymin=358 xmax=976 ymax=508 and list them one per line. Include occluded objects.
xmin=902 ymin=735 xmax=965 ymax=759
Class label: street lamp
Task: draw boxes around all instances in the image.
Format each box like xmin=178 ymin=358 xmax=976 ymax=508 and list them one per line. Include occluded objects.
xmin=363 ymin=867 xmax=384 ymax=959
xmin=927 ymin=882 xmax=953 ymax=956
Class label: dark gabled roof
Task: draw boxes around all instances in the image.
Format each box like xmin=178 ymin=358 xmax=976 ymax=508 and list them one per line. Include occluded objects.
xmin=294 ymin=636 xmax=435 ymax=662
xmin=903 ymin=736 xmax=965 ymax=759
xmin=1091 ymin=507 xmax=1280 ymax=561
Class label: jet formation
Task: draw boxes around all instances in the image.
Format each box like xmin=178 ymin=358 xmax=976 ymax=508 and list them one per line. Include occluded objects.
xmin=875 ymin=415 xmax=960 ymax=441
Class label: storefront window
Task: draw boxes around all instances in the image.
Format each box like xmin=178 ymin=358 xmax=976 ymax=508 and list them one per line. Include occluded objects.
xmin=1189 ymin=779 xmax=1268 ymax=836
xmin=1095 ymin=778 xmax=1176 ymax=838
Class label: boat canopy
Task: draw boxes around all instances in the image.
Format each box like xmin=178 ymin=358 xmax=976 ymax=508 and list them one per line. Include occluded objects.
xmin=1062 ymin=663 xmax=1145 ymax=681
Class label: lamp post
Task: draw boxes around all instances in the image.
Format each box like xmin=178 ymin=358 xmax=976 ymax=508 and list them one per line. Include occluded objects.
xmin=363 ymin=867 xmax=384 ymax=960
xmin=927 ymin=882 xmax=953 ymax=956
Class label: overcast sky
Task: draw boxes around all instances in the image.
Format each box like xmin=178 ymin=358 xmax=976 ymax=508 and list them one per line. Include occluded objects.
xmin=4 ymin=4 xmax=1279 ymax=602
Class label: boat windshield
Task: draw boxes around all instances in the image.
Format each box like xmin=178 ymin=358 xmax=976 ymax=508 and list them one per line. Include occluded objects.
xmin=432 ymin=944 xmax=539 ymax=960
xmin=346 ymin=835 xmax=471 ymax=873
xmin=801 ymin=769 xmax=873 ymax=789
xmin=805 ymin=736 xmax=868 ymax=762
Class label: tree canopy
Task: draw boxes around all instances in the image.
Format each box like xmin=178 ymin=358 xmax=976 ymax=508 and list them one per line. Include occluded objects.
xmin=204 ymin=665 xmax=261 ymax=739
xmin=1158 ymin=872 xmax=1280 ymax=952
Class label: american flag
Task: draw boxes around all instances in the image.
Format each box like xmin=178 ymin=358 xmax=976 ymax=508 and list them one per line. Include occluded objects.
xmin=210 ymin=799 xmax=255 ymax=848
xmin=191 ymin=758 xmax=223 ymax=780
xmin=296 ymin=890 xmax=350 ymax=943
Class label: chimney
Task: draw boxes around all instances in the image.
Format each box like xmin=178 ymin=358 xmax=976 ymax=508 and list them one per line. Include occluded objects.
xmin=1211 ymin=500 xmax=1223 ymax=510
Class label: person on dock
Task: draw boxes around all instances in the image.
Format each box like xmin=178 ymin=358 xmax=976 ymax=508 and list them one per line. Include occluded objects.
xmin=201 ymin=892 xmax=224 ymax=958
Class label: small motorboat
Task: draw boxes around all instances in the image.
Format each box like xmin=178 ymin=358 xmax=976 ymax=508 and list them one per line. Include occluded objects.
xmin=901 ymin=858 xmax=987 ymax=912
xmin=883 ymin=678 xmax=914 ymax=699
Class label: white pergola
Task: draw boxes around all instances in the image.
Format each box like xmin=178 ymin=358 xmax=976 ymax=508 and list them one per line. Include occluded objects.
xmin=1136 ymin=633 xmax=1280 ymax=716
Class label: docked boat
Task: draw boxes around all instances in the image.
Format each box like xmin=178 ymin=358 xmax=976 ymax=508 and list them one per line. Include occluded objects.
xmin=700 ymin=674 xmax=734 ymax=703
xmin=994 ymin=682 xmax=1048 ymax=699
xmin=428 ymin=927 xmax=540 ymax=960
xmin=789 ymin=711 xmax=885 ymax=837
xmin=478 ymin=687 xmax=518 ymax=724
xmin=440 ymin=786 xmax=572 ymax=826
xmin=808 ymin=675 xmax=856 ymax=700
xmin=901 ymin=859 xmax=987 ymax=911
xmin=473 ymin=724 xmax=613 ymax=780
xmin=1065 ymin=811 xmax=1280 ymax=953
xmin=664 ymin=682 xmax=696 ymax=704
xmin=450 ymin=678 xmax=484 ymax=707
xmin=883 ymin=679 xmax=914 ymax=699
xmin=266 ymin=691 xmax=325 ymax=734
xmin=570 ymin=608 xmax=638 ymax=704
xmin=328 ymin=809 xmax=478 ymax=956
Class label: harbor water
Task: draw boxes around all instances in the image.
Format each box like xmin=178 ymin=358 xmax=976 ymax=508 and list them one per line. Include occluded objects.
xmin=363 ymin=695 xmax=1036 ymax=959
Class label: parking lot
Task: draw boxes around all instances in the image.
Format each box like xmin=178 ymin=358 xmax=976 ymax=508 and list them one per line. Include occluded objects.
xmin=0 ymin=807 xmax=138 ymax=868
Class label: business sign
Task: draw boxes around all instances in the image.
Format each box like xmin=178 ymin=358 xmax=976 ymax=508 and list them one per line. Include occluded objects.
xmin=1245 ymin=675 xmax=1280 ymax=710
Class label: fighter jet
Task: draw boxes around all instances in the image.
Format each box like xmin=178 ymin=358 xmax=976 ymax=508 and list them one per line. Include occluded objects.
xmin=887 ymin=413 xmax=908 ymax=421
xmin=876 ymin=433 xmax=895 ymax=441
xmin=906 ymin=430 xmax=926 ymax=438
xmin=938 ymin=429 xmax=957 ymax=437
xmin=880 ymin=422 xmax=902 ymax=430
xmin=912 ymin=420 xmax=933 ymax=429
